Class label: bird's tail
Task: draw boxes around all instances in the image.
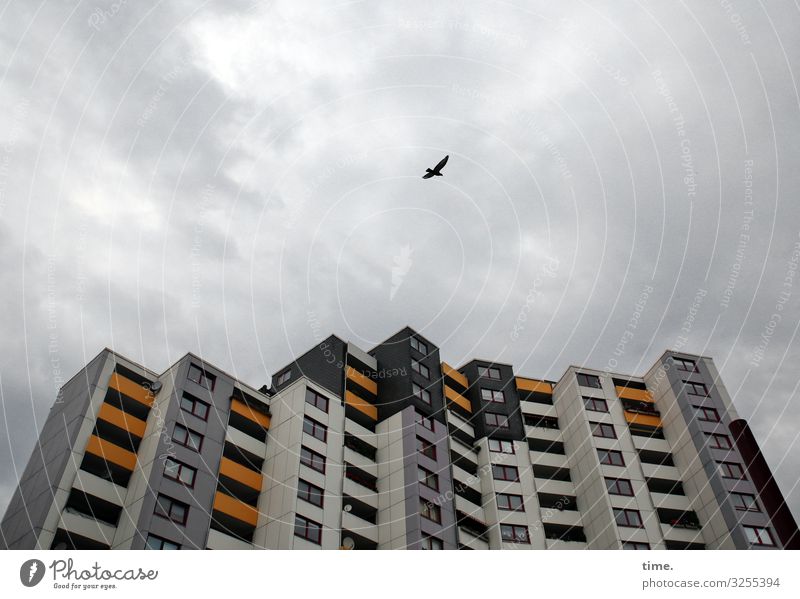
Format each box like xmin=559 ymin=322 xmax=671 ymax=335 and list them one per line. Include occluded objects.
xmin=435 ymin=172 xmax=443 ymax=176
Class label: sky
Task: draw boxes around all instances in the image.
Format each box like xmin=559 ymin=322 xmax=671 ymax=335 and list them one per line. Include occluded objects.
xmin=0 ymin=1 xmax=799 ymax=521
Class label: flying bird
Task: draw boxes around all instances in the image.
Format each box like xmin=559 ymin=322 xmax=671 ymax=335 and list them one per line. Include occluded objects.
xmin=422 ymin=155 xmax=449 ymax=179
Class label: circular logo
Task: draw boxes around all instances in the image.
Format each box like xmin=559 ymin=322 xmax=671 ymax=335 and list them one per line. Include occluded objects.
xmin=20 ymin=559 xmax=46 ymax=587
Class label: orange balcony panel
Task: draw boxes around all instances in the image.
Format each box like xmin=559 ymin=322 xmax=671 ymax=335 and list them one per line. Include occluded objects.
xmin=218 ymin=457 xmax=262 ymax=491
xmin=97 ymin=402 xmax=147 ymax=438
xmin=346 ymin=366 xmax=378 ymax=395
xmin=624 ymin=411 xmax=662 ymax=428
xmin=108 ymin=373 xmax=154 ymax=408
xmin=213 ymin=491 xmax=258 ymax=527
xmin=516 ymin=377 xmax=553 ymax=394
xmin=616 ymin=386 xmax=654 ymax=403
xmin=85 ymin=435 xmax=137 ymax=471
xmin=345 ymin=390 xmax=378 ymax=420
xmin=230 ymin=398 xmax=271 ymax=429
xmin=441 ymin=362 xmax=468 ymax=388
xmin=445 ymin=385 xmax=472 ymax=413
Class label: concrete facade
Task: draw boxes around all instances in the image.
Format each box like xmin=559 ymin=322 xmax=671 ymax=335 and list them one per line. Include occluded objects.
xmin=1 ymin=333 xmax=796 ymax=550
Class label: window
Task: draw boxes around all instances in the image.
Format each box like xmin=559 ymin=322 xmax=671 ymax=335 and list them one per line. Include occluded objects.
xmin=477 ymin=366 xmax=501 ymax=379
xmin=416 ymin=411 xmax=434 ymax=431
xmin=419 ymin=499 xmax=441 ymax=523
xmin=497 ymin=493 xmax=524 ymax=511
xmin=623 ymin=541 xmax=650 ymax=550
xmin=294 ymin=515 xmax=322 ymax=544
xmin=500 ymin=524 xmax=529 ymax=543
xmin=180 ymin=392 xmax=210 ymax=421
xmin=146 ymin=534 xmax=180 ymax=550
xmin=410 ymin=337 xmax=428 ymax=355
xmin=163 ymin=458 xmax=196 ymax=487
xmin=300 ymin=446 xmax=326 ymax=474
xmin=305 ymin=389 xmax=329 ymax=413
xmin=480 ymin=388 xmax=505 ymax=403
xmin=172 ymin=424 xmax=203 ymax=452
xmin=707 ymin=433 xmax=732 ymax=450
xmin=731 ymin=492 xmax=760 ymax=512
xmin=488 ymin=439 xmax=515 ymax=454
xmin=420 ymin=535 xmax=443 ymax=550
xmin=484 ymin=412 xmax=510 ymax=429
xmin=673 ymin=357 xmax=698 ymax=373
xmin=717 ymin=461 xmax=746 ymax=480
xmin=605 ymin=477 xmax=634 ymax=496
xmin=591 ymin=422 xmax=616 ymax=439
xmin=577 ymin=373 xmax=602 ymax=388
xmin=492 ymin=464 xmax=519 ymax=482
xmin=298 ymin=479 xmax=324 ymax=508
xmin=154 ymin=494 xmax=188 ymax=525
xmin=744 ymin=526 xmax=775 ymax=546
xmin=583 ymin=396 xmax=608 ymax=412
xmin=598 ymin=449 xmax=625 ymax=466
xmin=187 ymin=364 xmax=215 ymax=391
xmin=694 ymin=406 xmax=720 ymax=422
xmin=416 ymin=436 xmax=437 ymax=460
xmin=303 ymin=416 xmax=327 ymax=442
xmin=418 ymin=466 xmax=439 ymax=491
xmin=614 ymin=508 xmax=643 ymax=528
xmin=276 ymin=370 xmax=291 ymax=385
xmin=411 ymin=359 xmax=430 ymax=379
xmin=412 ymin=382 xmax=431 ymax=404
xmin=683 ymin=380 xmax=708 ymax=397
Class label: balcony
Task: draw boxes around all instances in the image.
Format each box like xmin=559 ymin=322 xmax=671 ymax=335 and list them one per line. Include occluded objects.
xmin=344 ymin=447 xmax=377 ymax=477
xmin=641 ymin=462 xmax=680 ymax=481
xmin=661 ymin=522 xmax=705 ymax=545
xmin=344 ymin=417 xmax=378 ymax=448
xmin=59 ymin=509 xmax=116 ymax=547
xmin=534 ymin=477 xmax=575 ymax=498
xmin=228 ymin=398 xmax=270 ymax=443
xmin=447 ymin=409 xmax=474 ymax=435
xmin=343 ymin=477 xmax=378 ymax=509
xmin=456 ymin=511 xmax=488 ymax=540
xmin=451 ymin=450 xmax=478 ymax=477
xmin=71 ymin=470 xmax=126 ymax=507
xmin=650 ymin=493 xmax=691 ymax=511
xmin=455 ymin=493 xmax=484 ymax=520
xmin=341 ymin=510 xmax=378 ymax=544
xmin=451 ymin=465 xmax=480 ymax=492
xmin=225 ymin=425 xmax=266 ymax=459
xmin=632 ymin=435 xmax=671 ymax=453
xmin=206 ymin=528 xmax=253 ymax=549
xmin=64 ymin=488 xmax=122 ymax=528
xmin=525 ymin=425 xmax=560 ymax=442
xmin=528 ymin=437 xmax=566 ymax=455
xmin=543 ymin=523 xmax=587 ymax=544
xmin=528 ymin=451 xmax=567 ymax=469
xmin=658 ymin=508 xmax=702 ymax=543
xmin=521 ymin=400 xmax=558 ymax=418
xmin=546 ymin=538 xmax=587 ymax=550
xmin=450 ymin=437 xmax=477 ymax=462
xmin=458 ymin=526 xmax=489 ymax=550
xmin=210 ymin=491 xmax=259 ymax=542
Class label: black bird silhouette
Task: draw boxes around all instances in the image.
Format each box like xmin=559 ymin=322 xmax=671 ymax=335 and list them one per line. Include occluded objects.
xmin=422 ymin=155 xmax=449 ymax=179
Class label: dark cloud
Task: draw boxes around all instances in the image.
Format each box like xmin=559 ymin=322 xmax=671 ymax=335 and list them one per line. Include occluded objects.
xmin=1 ymin=1 xmax=798 ymax=520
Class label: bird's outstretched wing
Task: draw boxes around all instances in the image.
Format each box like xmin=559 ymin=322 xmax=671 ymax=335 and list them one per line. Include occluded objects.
xmin=422 ymin=171 xmax=435 ymax=179
xmin=434 ymin=155 xmax=449 ymax=171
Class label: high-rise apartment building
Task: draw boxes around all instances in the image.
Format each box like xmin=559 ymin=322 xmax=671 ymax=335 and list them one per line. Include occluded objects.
xmin=1 ymin=327 xmax=797 ymax=550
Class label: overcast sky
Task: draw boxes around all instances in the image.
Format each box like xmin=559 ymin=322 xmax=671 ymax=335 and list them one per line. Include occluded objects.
xmin=1 ymin=1 xmax=799 ymax=521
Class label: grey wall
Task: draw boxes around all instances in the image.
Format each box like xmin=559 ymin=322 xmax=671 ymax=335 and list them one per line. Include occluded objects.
xmin=0 ymin=350 xmax=107 ymax=549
